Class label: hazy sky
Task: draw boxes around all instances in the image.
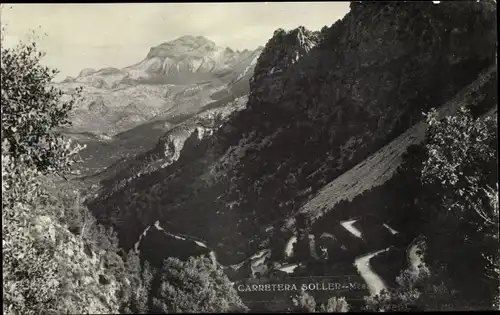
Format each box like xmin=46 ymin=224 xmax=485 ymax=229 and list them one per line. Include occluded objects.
xmin=1 ymin=3 xmax=350 ymax=81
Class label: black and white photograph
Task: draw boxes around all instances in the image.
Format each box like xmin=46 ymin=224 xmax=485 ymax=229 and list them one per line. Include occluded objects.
xmin=1 ymin=1 xmax=498 ymax=313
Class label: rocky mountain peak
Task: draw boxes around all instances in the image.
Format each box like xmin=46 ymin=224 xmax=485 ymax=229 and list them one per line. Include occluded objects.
xmin=62 ymin=34 xmax=262 ymax=90
xmin=253 ymin=26 xmax=319 ymax=78
xmin=288 ymin=26 xmax=319 ymax=52
xmin=248 ymin=26 xmax=319 ymax=108
xmin=268 ymin=26 xmax=319 ymax=62
xmin=145 ymin=35 xmax=218 ymax=59
xmin=78 ymin=68 xmax=97 ymax=78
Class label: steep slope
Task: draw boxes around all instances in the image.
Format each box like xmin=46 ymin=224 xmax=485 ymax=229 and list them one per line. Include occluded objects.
xmin=64 ymin=86 xmax=250 ymax=177
xmin=280 ymin=64 xmax=497 ymax=233
xmin=87 ymin=1 xmax=497 ymax=267
xmin=83 ymin=95 xmax=248 ymax=195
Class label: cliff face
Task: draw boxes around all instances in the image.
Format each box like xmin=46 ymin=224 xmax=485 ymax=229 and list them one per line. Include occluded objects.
xmin=248 ymin=26 xmax=320 ymax=108
xmin=88 ymin=1 xmax=497 ymax=265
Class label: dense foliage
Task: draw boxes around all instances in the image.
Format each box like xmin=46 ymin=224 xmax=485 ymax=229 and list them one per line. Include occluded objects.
xmin=1 ymin=36 xmax=139 ymax=315
xmin=363 ymin=105 xmax=498 ymax=311
xmin=150 ymin=256 xmax=248 ymax=313
xmin=291 ymin=290 xmax=350 ymax=313
xmin=419 ymin=106 xmax=498 ymax=308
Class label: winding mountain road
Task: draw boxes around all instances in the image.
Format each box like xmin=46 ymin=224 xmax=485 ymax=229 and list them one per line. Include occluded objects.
xmin=134 ymin=220 xmax=272 ymax=272
xmin=341 ymin=220 xmax=363 ymax=239
xmin=135 ymin=218 xmax=405 ymax=297
xmin=383 ymin=223 xmax=399 ymax=235
xmin=354 ymin=248 xmax=391 ymax=296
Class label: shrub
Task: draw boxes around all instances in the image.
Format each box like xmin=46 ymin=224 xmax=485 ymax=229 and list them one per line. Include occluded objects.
xmin=291 ymin=290 xmax=316 ymax=313
xmin=151 ymin=255 xmax=248 ymax=313
xmin=421 ymin=106 xmax=498 ymax=306
xmin=319 ymin=296 xmax=350 ymax=313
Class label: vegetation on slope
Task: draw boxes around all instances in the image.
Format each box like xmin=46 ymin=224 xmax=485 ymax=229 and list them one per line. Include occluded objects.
xmin=334 ymin=105 xmax=498 ymax=311
xmin=1 ymin=34 xmax=246 ymax=314
xmin=1 ymin=36 xmax=128 ymax=315
xmin=150 ymin=256 xmax=248 ymax=313
xmin=291 ymin=290 xmax=350 ymax=313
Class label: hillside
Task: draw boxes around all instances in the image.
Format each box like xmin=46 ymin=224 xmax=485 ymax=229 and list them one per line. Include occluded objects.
xmin=280 ymin=64 xmax=498 ymax=233
xmin=82 ymin=95 xmax=249 ymax=195
xmin=87 ymin=0 xmax=497 ymax=271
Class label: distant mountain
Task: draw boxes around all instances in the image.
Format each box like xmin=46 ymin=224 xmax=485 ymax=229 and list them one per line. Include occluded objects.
xmin=55 ymin=36 xmax=262 ymax=137
xmin=63 ymin=35 xmax=262 ymax=89
xmin=53 ymin=37 xmax=262 ymax=177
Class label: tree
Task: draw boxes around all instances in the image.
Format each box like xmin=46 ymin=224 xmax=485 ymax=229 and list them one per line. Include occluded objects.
xmin=1 ymin=33 xmax=84 ymax=219
xmin=122 ymin=251 xmax=156 ymax=314
xmin=1 ymin=40 xmax=83 ymax=180
xmin=291 ymin=290 xmax=316 ymax=313
xmin=1 ymin=33 xmax=126 ymax=315
xmin=319 ymin=296 xmax=350 ymax=313
xmin=364 ymin=105 xmax=498 ymax=311
xmin=420 ymin=106 xmax=498 ymax=307
xmin=1 ymin=32 xmax=81 ymax=315
xmin=291 ymin=290 xmax=350 ymax=313
xmin=151 ymin=255 xmax=248 ymax=313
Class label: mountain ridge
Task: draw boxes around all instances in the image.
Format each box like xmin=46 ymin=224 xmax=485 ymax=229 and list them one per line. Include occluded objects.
xmin=63 ymin=36 xmax=263 ymax=88
xmin=56 ymin=36 xmax=263 ymax=175
xmin=87 ymin=1 xmax=497 ymax=268
xmin=56 ymin=36 xmax=262 ymax=138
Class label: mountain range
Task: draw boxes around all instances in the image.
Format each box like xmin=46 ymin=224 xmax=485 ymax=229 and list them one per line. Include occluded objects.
xmin=56 ymin=36 xmax=262 ymax=175
xmin=69 ymin=1 xmax=497 ymax=311
xmin=63 ymin=35 xmax=262 ymax=89
xmin=86 ymin=0 xmax=496 ymax=265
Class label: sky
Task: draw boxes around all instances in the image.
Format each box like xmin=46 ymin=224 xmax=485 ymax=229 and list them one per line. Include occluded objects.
xmin=0 ymin=2 xmax=350 ymax=81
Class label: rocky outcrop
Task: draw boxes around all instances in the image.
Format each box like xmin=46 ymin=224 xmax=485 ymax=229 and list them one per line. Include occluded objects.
xmin=29 ymin=215 xmax=123 ymax=314
xmin=159 ymin=126 xmax=212 ymax=166
xmin=87 ymin=97 xmax=109 ymax=115
xmin=92 ymin=96 xmax=248 ymax=195
xmin=249 ymin=26 xmax=319 ymax=109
